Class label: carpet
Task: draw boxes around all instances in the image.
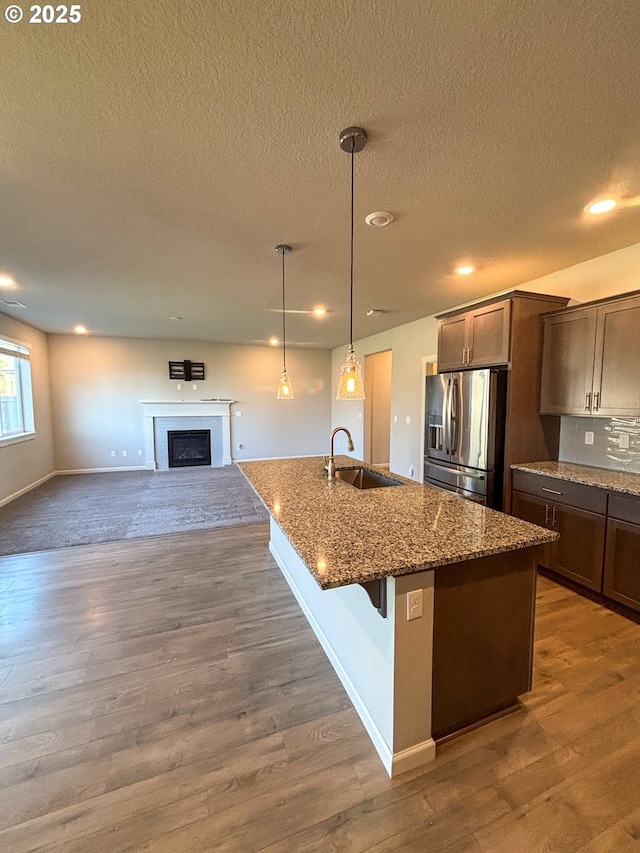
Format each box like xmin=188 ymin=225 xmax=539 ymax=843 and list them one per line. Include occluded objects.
xmin=0 ymin=465 xmax=269 ymax=556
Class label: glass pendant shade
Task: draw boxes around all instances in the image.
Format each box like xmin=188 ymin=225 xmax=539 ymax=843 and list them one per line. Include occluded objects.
xmin=277 ymin=367 xmax=294 ymax=400
xmin=336 ymin=346 xmax=365 ymax=400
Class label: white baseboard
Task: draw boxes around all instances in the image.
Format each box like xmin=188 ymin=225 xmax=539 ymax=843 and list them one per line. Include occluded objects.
xmin=0 ymin=471 xmax=56 ymax=508
xmin=55 ymin=466 xmax=149 ymax=475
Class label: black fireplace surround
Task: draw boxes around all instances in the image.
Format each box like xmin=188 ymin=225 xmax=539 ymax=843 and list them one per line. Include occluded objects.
xmin=167 ymin=430 xmax=211 ymax=468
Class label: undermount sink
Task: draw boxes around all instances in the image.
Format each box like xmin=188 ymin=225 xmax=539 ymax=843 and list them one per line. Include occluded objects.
xmin=334 ymin=467 xmax=404 ymax=490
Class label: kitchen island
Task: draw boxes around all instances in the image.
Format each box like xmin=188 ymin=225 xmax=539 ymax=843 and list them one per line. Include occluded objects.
xmin=239 ymin=455 xmax=557 ymax=777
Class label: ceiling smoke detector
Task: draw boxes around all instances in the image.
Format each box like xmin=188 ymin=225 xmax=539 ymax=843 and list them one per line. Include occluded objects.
xmin=365 ymin=211 xmax=394 ymax=227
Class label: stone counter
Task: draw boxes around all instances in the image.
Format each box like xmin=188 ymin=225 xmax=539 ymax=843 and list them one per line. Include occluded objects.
xmin=511 ymin=460 xmax=640 ymax=497
xmin=239 ymin=455 xmax=557 ymax=589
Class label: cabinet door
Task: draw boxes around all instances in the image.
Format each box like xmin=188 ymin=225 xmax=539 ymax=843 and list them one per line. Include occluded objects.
xmin=540 ymin=309 xmax=597 ymax=415
xmin=550 ymin=503 xmax=605 ymax=592
xmin=511 ymin=490 xmax=551 ymax=568
xmin=592 ymin=295 xmax=640 ymax=417
xmin=602 ymin=518 xmax=640 ymax=612
xmin=437 ymin=315 xmax=467 ymax=371
xmin=467 ymin=300 xmax=511 ymax=367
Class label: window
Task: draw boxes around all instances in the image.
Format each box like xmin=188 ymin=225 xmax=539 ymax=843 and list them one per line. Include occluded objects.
xmin=0 ymin=337 xmax=34 ymax=440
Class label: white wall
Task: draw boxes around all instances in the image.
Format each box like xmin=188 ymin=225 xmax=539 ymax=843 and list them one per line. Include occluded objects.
xmin=48 ymin=335 xmax=332 ymax=472
xmin=0 ymin=313 xmax=55 ymax=504
xmin=331 ymin=243 xmax=640 ymax=480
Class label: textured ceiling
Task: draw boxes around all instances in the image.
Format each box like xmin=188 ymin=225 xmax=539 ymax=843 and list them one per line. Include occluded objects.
xmin=1 ymin=0 xmax=639 ymax=349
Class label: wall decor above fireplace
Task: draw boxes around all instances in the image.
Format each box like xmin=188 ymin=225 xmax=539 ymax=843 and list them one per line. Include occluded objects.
xmin=168 ymin=360 xmax=205 ymax=381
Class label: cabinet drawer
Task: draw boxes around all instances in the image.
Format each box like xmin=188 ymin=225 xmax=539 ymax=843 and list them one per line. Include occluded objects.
xmin=608 ymin=493 xmax=640 ymax=525
xmin=511 ymin=470 xmax=607 ymax=514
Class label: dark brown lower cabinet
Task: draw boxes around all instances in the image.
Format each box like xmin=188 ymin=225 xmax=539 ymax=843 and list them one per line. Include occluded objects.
xmin=511 ymin=469 xmax=639 ymax=620
xmin=603 ymin=494 xmax=640 ymax=612
xmin=510 ymin=489 xmax=605 ymax=589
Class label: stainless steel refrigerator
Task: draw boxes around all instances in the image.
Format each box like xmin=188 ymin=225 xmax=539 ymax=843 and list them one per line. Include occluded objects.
xmin=424 ymin=368 xmax=507 ymax=507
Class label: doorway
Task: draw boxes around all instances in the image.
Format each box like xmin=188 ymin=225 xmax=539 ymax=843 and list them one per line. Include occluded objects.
xmin=364 ymin=350 xmax=392 ymax=468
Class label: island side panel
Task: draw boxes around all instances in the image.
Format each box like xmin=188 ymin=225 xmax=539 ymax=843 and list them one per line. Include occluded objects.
xmin=392 ymin=572 xmax=437 ymax=774
xmin=269 ymin=518 xmax=396 ymax=769
xmin=431 ymin=548 xmax=538 ymax=740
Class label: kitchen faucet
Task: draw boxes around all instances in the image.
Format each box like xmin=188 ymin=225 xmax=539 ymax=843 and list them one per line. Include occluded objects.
xmin=326 ymin=426 xmax=354 ymax=480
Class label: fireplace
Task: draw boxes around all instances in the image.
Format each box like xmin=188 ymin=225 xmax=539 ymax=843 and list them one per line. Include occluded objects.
xmin=167 ymin=430 xmax=211 ymax=468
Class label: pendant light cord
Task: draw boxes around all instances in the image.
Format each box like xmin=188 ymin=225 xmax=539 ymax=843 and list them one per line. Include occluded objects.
xmin=350 ymin=138 xmax=355 ymax=349
xmin=281 ymin=249 xmax=287 ymax=370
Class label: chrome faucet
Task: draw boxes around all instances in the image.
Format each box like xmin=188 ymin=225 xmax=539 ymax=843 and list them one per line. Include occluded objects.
xmin=326 ymin=426 xmax=354 ymax=480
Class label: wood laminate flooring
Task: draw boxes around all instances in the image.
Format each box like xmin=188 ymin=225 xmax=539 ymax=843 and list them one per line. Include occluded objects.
xmin=0 ymin=524 xmax=638 ymax=852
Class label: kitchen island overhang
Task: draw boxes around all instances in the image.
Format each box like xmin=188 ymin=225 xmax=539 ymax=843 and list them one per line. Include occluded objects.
xmin=239 ymin=456 xmax=557 ymax=778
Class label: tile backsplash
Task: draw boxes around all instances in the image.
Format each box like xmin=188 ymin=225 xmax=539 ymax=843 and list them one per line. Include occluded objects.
xmin=559 ymin=416 xmax=640 ymax=473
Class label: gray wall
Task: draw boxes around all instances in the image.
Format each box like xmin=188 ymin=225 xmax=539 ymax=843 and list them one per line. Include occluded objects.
xmin=2 ymin=243 xmax=638 ymax=504
xmin=0 ymin=313 xmax=55 ymax=505
xmin=47 ymin=335 xmax=332 ymax=472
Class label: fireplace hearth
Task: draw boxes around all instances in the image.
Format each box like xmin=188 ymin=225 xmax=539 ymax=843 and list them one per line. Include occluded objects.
xmin=167 ymin=430 xmax=212 ymax=468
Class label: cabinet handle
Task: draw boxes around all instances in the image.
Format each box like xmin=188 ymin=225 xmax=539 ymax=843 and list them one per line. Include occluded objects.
xmin=585 ymin=392 xmax=591 ymax=411
xmin=551 ymin=506 xmax=557 ymax=526
xmin=462 ymin=347 xmax=468 ymax=365
xmin=593 ymin=392 xmax=600 ymax=411
xmin=542 ymin=487 xmax=562 ymax=495
xmin=544 ymin=503 xmax=550 ymax=525
xmin=467 ymin=347 xmax=472 ymax=364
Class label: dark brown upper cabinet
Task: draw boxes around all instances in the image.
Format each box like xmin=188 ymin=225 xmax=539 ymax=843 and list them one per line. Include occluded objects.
xmin=437 ymin=299 xmax=511 ymax=371
xmin=540 ymin=291 xmax=640 ymax=417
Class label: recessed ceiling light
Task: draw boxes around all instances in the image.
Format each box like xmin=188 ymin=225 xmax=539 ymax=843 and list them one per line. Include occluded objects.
xmin=366 ymin=309 xmax=385 ymax=317
xmin=586 ymin=198 xmax=617 ymax=215
xmin=171 ymin=316 xmax=183 ymax=321
xmin=365 ymin=211 xmax=394 ymax=227
xmin=269 ymin=336 xmax=279 ymax=346
xmin=455 ymin=264 xmax=475 ymax=276
xmin=0 ymin=274 xmax=16 ymax=288
xmin=1 ymin=299 xmax=26 ymax=308
xmin=74 ymin=325 xmax=87 ymax=334
xmin=313 ymin=307 xmax=327 ymax=316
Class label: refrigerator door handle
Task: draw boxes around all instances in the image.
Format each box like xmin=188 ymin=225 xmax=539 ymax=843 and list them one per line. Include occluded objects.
xmin=450 ymin=377 xmax=460 ymax=456
xmin=443 ymin=378 xmax=451 ymax=455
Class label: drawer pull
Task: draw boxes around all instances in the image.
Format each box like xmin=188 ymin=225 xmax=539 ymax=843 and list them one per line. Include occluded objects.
xmin=542 ymin=487 xmax=562 ymax=495
xmin=551 ymin=505 xmax=557 ymax=526
xmin=585 ymin=392 xmax=591 ymax=411
xmin=544 ymin=504 xmax=550 ymax=524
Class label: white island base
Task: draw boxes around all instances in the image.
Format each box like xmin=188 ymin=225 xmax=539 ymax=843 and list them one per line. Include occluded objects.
xmin=269 ymin=517 xmax=538 ymax=778
xmin=270 ymin=518 xmax=437 ymax=777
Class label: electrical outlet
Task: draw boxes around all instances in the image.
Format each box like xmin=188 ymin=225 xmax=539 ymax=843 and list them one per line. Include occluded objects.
xmin=619 ymin=434 xmax=630 ymax=449
xmin=192 ymin=383 xmax=197 ymax=390
xmin=110 ymin=450 xmax=116 ymax=458
xmin=406 ymin=589 xmax=423 ymax=621
xmin=405 ymin=416 xmax=411 ymax=424
xmin=122 ymin=450 xmax=128 ymax=457
xmin=137 ymin=449 xmax=143 ymax=456
xmin=235 ymin=410 xmax=242 ymax=417
xmin=408 ymin=465 xmax=414 ymax=477
xmin=585 ymin=431 xmax=594 ymax=445
xmin=176 ymin=383 xmax=182 ymax=390
xmin=393 ymin=415 xmax=398 ymax=423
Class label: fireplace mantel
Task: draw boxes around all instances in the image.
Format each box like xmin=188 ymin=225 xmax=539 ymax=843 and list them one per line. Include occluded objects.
xmin=141 ymin=400 xmax=234 ymax=469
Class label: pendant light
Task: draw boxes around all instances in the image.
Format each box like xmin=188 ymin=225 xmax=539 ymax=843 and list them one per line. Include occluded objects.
xmin=336 ymin=126 xmax=366 ymax=400
xmin=275 ymin=244 xmax=294 ymax=400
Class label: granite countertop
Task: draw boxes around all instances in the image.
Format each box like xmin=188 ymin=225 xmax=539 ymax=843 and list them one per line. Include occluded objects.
xmin=239 ymin=456 xmax=557 ymax=590
xmin=511 ymin=461 xmax=640 ymax=497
